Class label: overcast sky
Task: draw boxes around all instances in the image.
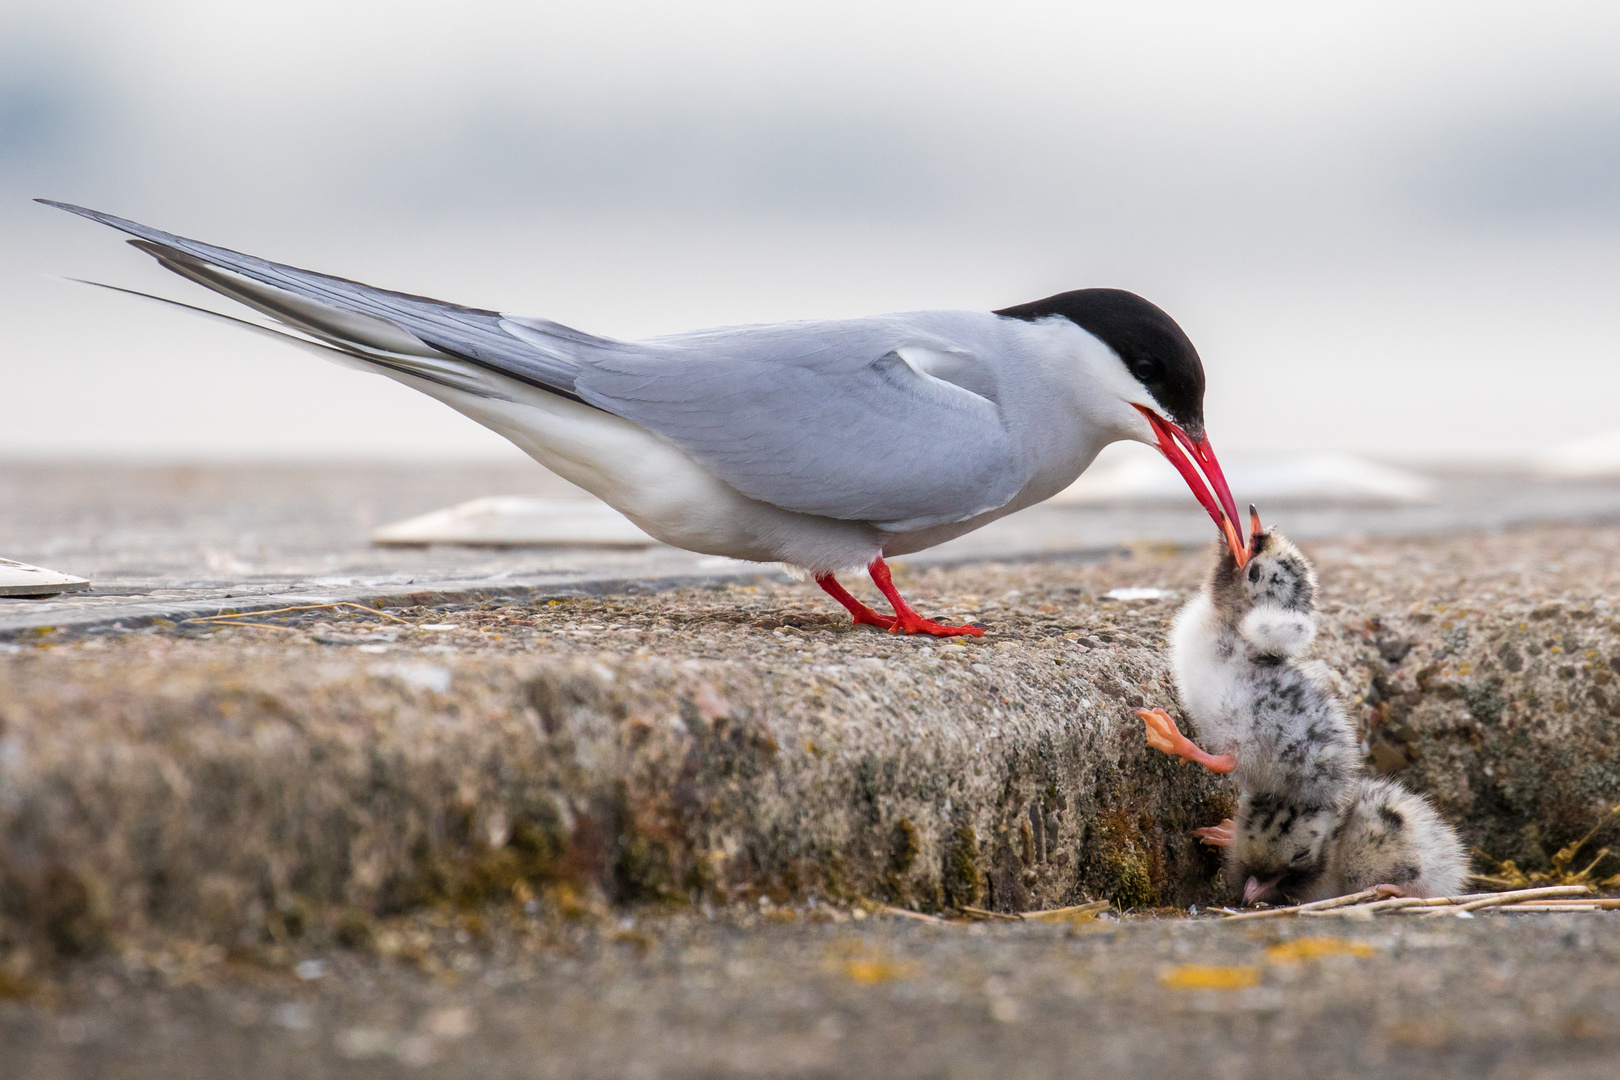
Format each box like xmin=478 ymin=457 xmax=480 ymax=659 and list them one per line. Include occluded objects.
xmin=4 ymin=1 xmax=1620 ymax=461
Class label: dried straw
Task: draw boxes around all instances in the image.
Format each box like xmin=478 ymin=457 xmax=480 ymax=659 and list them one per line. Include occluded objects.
xmin=1221 ymin=884 xmax=1597 ymax=921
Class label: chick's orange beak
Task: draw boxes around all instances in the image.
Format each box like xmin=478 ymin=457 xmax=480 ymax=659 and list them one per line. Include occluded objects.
xmin=1134 ymin=404 xmax=1247 ymax=566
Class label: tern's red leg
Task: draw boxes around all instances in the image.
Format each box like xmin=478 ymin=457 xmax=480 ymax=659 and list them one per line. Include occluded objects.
xmin=866 ymin=557 xmax=985 ymax=637
xmin=1192 ymin=820 xmax=1236 ymax=847
xmin=815 ymin=573 xmax=897 ymax=630
xmin=1133 ymin=708 xmax=1237 ymax=774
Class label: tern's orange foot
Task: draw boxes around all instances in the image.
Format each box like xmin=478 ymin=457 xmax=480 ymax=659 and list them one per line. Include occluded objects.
xmin=889 ymin=612 xmax=985 ymax=637
xmin=1192 ymin=820 xmax=1237 ymax=847
xmin=1133 ymin=708 xmax=1237 ymax=774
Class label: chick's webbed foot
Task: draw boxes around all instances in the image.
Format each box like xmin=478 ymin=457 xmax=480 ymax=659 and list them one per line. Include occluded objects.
xmin=1134 ymin=708 xmax=1237 ymax=774
xmin=1192 ymin=820 xmax=1236 ymax=847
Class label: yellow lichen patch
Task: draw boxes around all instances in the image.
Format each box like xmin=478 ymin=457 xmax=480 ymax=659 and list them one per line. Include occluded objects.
xmin=822 ymin=940 xmax=916 ymax=985
xmin=1159 ymin=964 xmax=1262 ymax=990
xmin=843 ymin=958 xmax=909 ymax=985
xmin=1263 ymin=937 xmax=1376 ymax=964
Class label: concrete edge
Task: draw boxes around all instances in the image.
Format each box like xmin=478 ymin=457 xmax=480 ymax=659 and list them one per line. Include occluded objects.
xmin=0 ymin=568 xmax=799 ymax=643
xmin=0 ymin=544 xmax=1139 ymax=644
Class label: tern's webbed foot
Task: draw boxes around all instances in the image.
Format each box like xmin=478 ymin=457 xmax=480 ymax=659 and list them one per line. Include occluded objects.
xmin=888 ymin=611 xmax=985 ymax=637
xmin=865 ymin=556 xmax=985 ymax=637
xmin=849 ymin=608 xmax=898 ymax=630
xmin=1133 ymin=708 xmax=1237 ymax=774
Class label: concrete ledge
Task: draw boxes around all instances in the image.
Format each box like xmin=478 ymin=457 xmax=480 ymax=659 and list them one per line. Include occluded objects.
xmin=1 ymin=524 xmax=1617 ymax=965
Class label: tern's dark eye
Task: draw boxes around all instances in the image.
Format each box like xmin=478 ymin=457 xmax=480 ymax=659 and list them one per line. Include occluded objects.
xmin=1134 ymin=358 xmax=1162 ymax=382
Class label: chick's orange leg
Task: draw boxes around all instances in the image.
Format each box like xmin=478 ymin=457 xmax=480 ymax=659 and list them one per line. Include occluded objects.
xmin=1192 ymin=820 xmax=1236 ymax=847
xmin=1134 ymin=708 xmax=1237 ymax=774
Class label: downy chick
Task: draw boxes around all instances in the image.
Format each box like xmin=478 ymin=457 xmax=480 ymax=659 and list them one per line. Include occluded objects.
xmin=1313 ymin=776 xmax=1468 ymax=900
xmin=1136 ymin=508 xmax=1360 ymax=904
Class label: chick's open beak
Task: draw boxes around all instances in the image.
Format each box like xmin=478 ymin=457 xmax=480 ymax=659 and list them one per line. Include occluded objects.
xmin=1134 ymin=405 xmax=1247 ymax=566
xmin=1243 ymin=875 xmax=1281 ymax=906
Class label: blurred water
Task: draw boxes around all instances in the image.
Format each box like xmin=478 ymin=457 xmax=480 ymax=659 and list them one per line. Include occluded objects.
xmin=4 ymin=2 xmax=1620 ymax=462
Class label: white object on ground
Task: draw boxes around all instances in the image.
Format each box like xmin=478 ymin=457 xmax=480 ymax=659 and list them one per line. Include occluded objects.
xmin=1051 ymin=442 xmax=1434 ymax=506
xmin=370 ymin=662 xmax=453 ymax=693
xmin=372 ymin=496 xmax=657 ymax=548
xmin=0 ymin=558 xmax=90 ymax=598
xmin=1536 ymin=429 xmax=1620 ymax=478
xmin=1104 ymin=587 xmax=1176 ymax=601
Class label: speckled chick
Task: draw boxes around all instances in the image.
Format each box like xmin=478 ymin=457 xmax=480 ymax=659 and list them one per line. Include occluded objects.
xmin=1307 ymin=775 xmax=1469 ymax=901
xmin=1161 ymin=513 xmax=1360 ymax=802
xmin=1136 ymin=509 xmax=1362 ymax=904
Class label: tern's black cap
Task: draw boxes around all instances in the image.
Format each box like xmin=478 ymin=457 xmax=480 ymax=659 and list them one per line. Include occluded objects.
xmin=995 ymin=288 xmax=1206 ymax=438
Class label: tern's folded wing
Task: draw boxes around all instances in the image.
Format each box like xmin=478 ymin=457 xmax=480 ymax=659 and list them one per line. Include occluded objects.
xmin=573 ymin=321 xmax=1029 ymax=529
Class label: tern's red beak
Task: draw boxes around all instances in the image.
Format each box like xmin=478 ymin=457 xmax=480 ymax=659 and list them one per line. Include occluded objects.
xmin=1133 ymin=405 xmax=1247 ymax=566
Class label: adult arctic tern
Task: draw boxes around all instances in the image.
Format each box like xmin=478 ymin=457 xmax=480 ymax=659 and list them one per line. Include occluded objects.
xmin=42 ymin=200 xmax=1249 ymax=636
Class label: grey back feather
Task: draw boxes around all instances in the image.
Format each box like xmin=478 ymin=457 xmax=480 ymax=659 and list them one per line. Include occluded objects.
xmin=572 ymin=315 xmax=1027 ymax=526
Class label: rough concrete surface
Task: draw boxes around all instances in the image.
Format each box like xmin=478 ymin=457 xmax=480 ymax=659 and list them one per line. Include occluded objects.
xmin=4 ymin=908 xmax=1620 ymax=1079
xmin=2 ymin=516 xmax=1619 ymax=1077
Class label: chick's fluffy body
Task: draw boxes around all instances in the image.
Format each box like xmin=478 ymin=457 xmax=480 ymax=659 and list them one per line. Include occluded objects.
xmin=1313 ymin=776 xmax=1469 ymax=901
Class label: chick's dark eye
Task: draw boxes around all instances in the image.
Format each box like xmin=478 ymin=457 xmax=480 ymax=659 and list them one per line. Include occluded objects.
xmin=1248 ymin=564 xmax=1261 ymax=583
xmin=1290 ymin=849 xmax=1311 ymax=864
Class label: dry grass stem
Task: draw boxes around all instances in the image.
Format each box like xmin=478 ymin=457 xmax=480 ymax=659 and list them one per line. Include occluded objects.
xmin=956 ymin=906 xmax=1023 ymax=923
xmin=875 ymin=905 xmax=947 ymax=924
xmin=1021 ymin=901 xmax=1113 ymax=923
xmin=1431 ymin=886 xmax=1594 ymax=915
xmin=1219 ymin=888 xmax=1385 ymax=922
xmin=1223 ymin=886 xmax=1601 ymax=921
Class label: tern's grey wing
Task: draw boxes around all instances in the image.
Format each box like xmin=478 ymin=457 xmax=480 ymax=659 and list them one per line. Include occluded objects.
xmin=39 ymin=200 xmax=603 ymax=399
xmin=575 ymin=320 xmax=1029 ymax=529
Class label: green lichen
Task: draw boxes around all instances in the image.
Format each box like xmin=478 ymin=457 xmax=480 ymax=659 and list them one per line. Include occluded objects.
xmin=390 ymin=813 xmax=572 ymax=914
xmin=612 ymin=833 xmax=680 ymax=903
xmin=1089 ymin=811 xmax=1161 ymax=910
xmin=942 ymin=825 xmax=982 ymax=908
xmin=879 ymin=818 xmax=922 ymax=905
xmin=891 ymin=819 xmax=920 ymax=875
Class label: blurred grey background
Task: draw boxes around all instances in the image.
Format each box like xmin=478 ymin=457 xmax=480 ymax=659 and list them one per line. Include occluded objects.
xmin=4 ymin=0 xmax=1619 ymax=463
